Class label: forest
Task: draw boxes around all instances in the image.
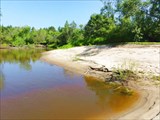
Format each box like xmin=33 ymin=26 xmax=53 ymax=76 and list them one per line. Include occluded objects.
xmin=0 ymin=0 xmax=160 ymax=48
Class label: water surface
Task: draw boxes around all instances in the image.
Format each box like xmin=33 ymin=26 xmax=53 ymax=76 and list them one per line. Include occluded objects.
xmin=0 ymin=49 xmax=139 ymax=119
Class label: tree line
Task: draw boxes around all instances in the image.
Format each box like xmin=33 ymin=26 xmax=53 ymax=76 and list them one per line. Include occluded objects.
xmin=0 ymin=0 xmax=159 ymax=48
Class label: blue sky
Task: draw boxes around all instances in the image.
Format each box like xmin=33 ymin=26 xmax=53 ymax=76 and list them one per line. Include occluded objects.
xmin=1 ymin=0 xmax=103 ymax=29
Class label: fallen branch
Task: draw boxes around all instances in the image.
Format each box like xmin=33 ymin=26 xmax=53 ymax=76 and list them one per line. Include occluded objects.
xmin=89 ymin=65 xmax=110 ymax=72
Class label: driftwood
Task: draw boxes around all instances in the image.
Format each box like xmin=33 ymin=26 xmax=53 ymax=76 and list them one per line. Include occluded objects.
xmin=89 ymin=65 xmax=110 ymax=72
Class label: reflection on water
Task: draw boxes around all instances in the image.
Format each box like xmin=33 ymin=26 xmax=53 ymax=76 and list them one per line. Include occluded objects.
xmin=0 ymin=67 xmax=4 ymax=90
xmin=0 ymin=49 xmax=139 ymax=120
xmin=85 ymin=76 xmax=139 ymax=114
xmin=0 ymin=49 xmax=44 ymax=90
xmin=0 ymin=49 xmax=43 ymax=69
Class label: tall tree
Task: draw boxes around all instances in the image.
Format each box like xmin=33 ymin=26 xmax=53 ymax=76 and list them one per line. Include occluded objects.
xmin=84 ymin=14 xmax=115 ymax=44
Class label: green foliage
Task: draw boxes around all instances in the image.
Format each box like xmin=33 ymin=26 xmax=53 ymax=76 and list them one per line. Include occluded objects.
xmin=99 ymin=0 xmax=160 ymax=42
xmin=0 ymin=43 xmax=9 ymax=48
xmin=112 ymin=60 xmax=139 ymax=81
xmin=0 ymin=49 xmax=44 ymax=64
xmin=132 ymin=26 xmax=143 ymax=42
xmin=12 ymin=36 xmax=26 ymax=46
xmin=127 ymin=42 xmax=160 ymax=45
xmin=84 ymin=14 xmax=115 ymax=44
xmin=1 ymin=0 xmax=160 ymax=48
xmin=58 ymin=43 xmax=73 ymax=49
xmin=113 ymin=69 xmax=138 ymax=81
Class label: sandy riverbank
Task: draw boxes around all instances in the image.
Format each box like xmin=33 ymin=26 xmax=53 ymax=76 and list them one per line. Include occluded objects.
xmin=41 ymin=45 xmax=160 ymax=120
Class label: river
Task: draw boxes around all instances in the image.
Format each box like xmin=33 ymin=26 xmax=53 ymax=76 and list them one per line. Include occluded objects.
xmin=0 ymin=49 xmax=139 ymax=119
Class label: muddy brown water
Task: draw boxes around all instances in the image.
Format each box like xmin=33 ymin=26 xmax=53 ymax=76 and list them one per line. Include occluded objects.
xmin=0 ymin=49 xmax=139 ymax=120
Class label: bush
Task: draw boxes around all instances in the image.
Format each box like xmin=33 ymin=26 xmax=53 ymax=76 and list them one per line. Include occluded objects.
xmin=58 ymin=43 xmax=73 ymax=49
xmin=12 ymin=37 xmax=26 ymax=47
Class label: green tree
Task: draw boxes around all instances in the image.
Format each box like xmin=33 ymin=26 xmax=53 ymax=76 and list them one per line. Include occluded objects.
xmin=84 ymin=14 xmax=115 ymax=44
xmin=32 ymin=29 xmax=47 ymax=45
xmin=58 ymin=21 xmax=70 ymax=46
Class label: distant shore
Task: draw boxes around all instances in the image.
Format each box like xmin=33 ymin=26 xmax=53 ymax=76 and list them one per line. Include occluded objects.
xmin=0 ymin=44 xmax=46 ymax=49
xmin=41 ymin=45 xmax=160 ymax=120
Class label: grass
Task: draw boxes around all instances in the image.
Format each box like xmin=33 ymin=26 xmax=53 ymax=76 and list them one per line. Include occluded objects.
xmin=0 ymin=43 xmax=10 ymax=48
xmin=55 ymin=41 xmax=160 ymax=50
xmin=108 ymin=60 xmax=140 ymax=95
xmin=58 ymin=43 xmax=73 ymax=49
xmin=111 ymin=60 xmax=139 ymax=81
xmin=110 ymin=59 xmax=160 ymax=94
xmin=127 ymin=42 xmax=160 ymax=45
xmin=105 ymin=42 xmax=160 ymax=47
xmin=91 ymin=60 xmax=138 ymax=95
xmin=113 ymin=69 xmax=138 ymax=81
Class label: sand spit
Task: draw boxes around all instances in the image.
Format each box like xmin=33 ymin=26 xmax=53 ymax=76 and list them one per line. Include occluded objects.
xmin=41 ymin=45 xmax=160 ymax=120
